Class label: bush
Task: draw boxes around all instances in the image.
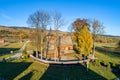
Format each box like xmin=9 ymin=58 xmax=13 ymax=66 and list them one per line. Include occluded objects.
xmin=119 ymin=66 xmax=120 ymax=72
xmin=89 ymin=63 xmax=92 ymax=69
xmin=112 ymin=63 xmax=116 ymax=68
xmin=8 ymin=57 xmax=12 ymax=62
xmin=95 ymin=60 xmax=101 ymax=66
xmin=107 ymin=63 xmax=111 ymax=70
xmin=2 ymin=58 xmax=6 ymax=62
xmin=102 ymin=61 xmax=108 ymax=66
xmin=22 ymin=51 xmax=27 ymax=55
xmin=24 ymin=55 xmax=29 ymax=59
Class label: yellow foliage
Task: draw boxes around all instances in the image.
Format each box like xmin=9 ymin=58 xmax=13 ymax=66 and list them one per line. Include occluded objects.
xmin=74 ymin=25 xmax=93 ymax=55
xmin=19 ymin=33 xmax=26 ymax=39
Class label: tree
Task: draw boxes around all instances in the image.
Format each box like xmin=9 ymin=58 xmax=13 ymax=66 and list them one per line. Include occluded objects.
xmin=52 ymin=11 xmax=64 ymax=61
xmin=19 ymin=30 xmax=27 ymax=39
xmin=91 ymin=19 xmax=105 ymax=57
xmin=73 ymin=18 xmax=87 ymax=31
xmin=27 ymin=10 xmax=50 ymax=59
xmin=73 ymin=18 xmax=93 ymax=58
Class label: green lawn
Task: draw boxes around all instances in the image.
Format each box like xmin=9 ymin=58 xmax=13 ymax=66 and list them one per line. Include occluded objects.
xmin=25 ymin=42 xmax=36 ymax=51
xmin=0 ymin=42 xmax=23 ymax=48
xmin=0 ymin=55 xmax=120 ymax=80
xmin=0 ymin=58 xmax=106 ymax=80
xmin=0 ymin=42 xmax=120 ymax=80
xmin=0 ymin=53 xmax=15 ymax=59
xmin=0 ymin=42 xmax=24 ymax=59
xmin=95 ymin=42 xmax=116 ymax=48
xmin=95 ymin=51 xmax=120 ymax=64
xmin=89 ymin=63 xmax=118 ymax=80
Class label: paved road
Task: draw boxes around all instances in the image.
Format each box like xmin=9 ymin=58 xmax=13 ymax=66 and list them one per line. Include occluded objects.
xmin=7 ymin=41 xmax=30 ymax=60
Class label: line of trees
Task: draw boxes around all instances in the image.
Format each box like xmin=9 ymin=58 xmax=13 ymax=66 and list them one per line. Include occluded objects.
xmin=27 ymin=10 xmax=64 ymax=61
xmin=71 ymin=18 xmax=105 ymax=58
xmin=27 ymin=9 xmax=105 ymax=60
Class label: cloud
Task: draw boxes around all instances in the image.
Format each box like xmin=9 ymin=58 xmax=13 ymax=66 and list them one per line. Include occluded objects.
xmin=0 ymin=13 xmax=12 ymax=21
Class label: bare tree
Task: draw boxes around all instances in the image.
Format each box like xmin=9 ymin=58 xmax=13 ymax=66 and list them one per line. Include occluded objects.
xmin=27 ymin=10 xmax=50 ymax=59
xmin=52 ymin=11 xmax=64 ymax=61
xmin=39 ymin=11 xmax=50 ymax=60
xmin=91 ymin=19 xmax=105 ymax=57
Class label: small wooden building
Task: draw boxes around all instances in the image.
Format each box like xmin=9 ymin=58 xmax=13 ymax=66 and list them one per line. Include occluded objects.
xmin=45 ymin=33 xmax=75 ymax=59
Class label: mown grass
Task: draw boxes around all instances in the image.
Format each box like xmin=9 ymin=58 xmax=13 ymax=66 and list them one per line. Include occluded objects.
xmin=0 ymin=59 xmax=32 ymax=80
xmin=95 ymin=42 xmax=116 ymax=48
xmin=95 ymin=51 xmax=120 ymax=64
xmin=0 ymin=42 xmax=23 ymax=48
xmin=0 ymin=53 xmax=15 ymax=59
xmin=0 ymin=42 xmax=120 ymax=80
xmin=95 ymin=42 xmax=120 ymax=64
xmin=0 ymin=58 xmax=106 ymax=80
xmin=0 ymin=53 xmax=120 ymax=80
xmin=25 ymin=42 xmax=36 ymax=51
xmin=89 ymin=63 xmax=118 ymax=80
xmin=0 ymin=42 xmax=24 ymax=59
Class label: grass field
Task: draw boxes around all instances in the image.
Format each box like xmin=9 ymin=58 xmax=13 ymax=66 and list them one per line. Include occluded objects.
xmin=0 ymin=42 xmax=120 ymax=80
xmin=0 ymin=57 xmax=119 ymax=80
xmin=0 ymin=58 xmax=105 ymax=80
xmin=95 ymin=42 xmax=120 ymax=63
xmin=0 ymin=42 xmax=24 ymax=59
xmin=25 ymin=42 xmax=36 ymax=51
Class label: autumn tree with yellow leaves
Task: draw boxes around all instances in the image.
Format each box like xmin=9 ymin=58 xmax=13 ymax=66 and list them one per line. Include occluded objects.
xmin=73 ymin=18 xmax=93 ymax=56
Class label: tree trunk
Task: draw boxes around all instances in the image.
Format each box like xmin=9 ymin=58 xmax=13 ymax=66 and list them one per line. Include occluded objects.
xmin=36 ymin=28 xmax=38 ymax=58
xmin=54 ymin=39 xmax=57 ymax=62
xmin=92 ymin=37 xmax=95 ymax=58
xmin=36 ymin=48 xmax=38 ymax=57
xmin=41 ymin=30 xmax=43 ymax=60
xmin=54 ymin=48 xmax=56 ymax=62
xmin=46 ymin=33 xmax=49 ymax=60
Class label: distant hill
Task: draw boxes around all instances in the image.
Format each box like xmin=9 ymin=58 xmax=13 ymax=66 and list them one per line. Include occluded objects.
xmin=0 ymin=25 xmax=69 ymax=39
xmin=102 ymin=35 xmax=120 ymax=38
xmin=1 ymin=25 xmax=119 ymax=40
xmin=0 ymin=25 xmax=30 ymax=29
xmin=0 ymin=25 xmax=32 ymax=39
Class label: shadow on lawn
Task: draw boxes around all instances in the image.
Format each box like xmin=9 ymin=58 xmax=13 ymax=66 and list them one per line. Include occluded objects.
xmin=0 ymin=62 xmax=32 ymax=80
xmin=96 ymin=47 xmax=120 ymax=55
xmin=111 ymin=64 xmax=120 ymax=79
xmin=0 ymin=48 xmax=20 ymax=54
xmin=39 ymin=64 xmax=106 ymax=80
xmin=19 ymin=70 xmax=35 ymax=80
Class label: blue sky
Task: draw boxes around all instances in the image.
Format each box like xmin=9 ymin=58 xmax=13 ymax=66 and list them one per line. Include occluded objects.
xmin=0 ymin=0 xmax=120 ymax=35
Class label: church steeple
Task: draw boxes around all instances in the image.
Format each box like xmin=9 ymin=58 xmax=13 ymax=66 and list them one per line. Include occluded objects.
xmin=48 ymin=26 xmax=52 ymax=36
xmin=50 ymin=26 xmax=52 ymax=31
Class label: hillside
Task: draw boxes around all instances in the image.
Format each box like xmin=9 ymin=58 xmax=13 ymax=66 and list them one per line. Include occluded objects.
xmin=0 ymin=25 xmax=70 ymax=40
xmin=0 ymin=25 xmax=33 ymax=39
xmin=102 ymin=35 xmax=120 ymax=38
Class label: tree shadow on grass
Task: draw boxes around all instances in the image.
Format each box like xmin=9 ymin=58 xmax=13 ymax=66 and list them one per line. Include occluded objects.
xmin=0 ymin=62 xmax=32 ymax=80
xmin=0 ymin=48 xmax=20 ymax=54
xmin=19 ymin=70 xmax=36 ymax=80
xmin=96 ymin=47 xmax=120 ymax=56
xmin=111 ymin=64 xmax=120 ymax=79
xmin=39 ymin=64 xmax=106 ymax=80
